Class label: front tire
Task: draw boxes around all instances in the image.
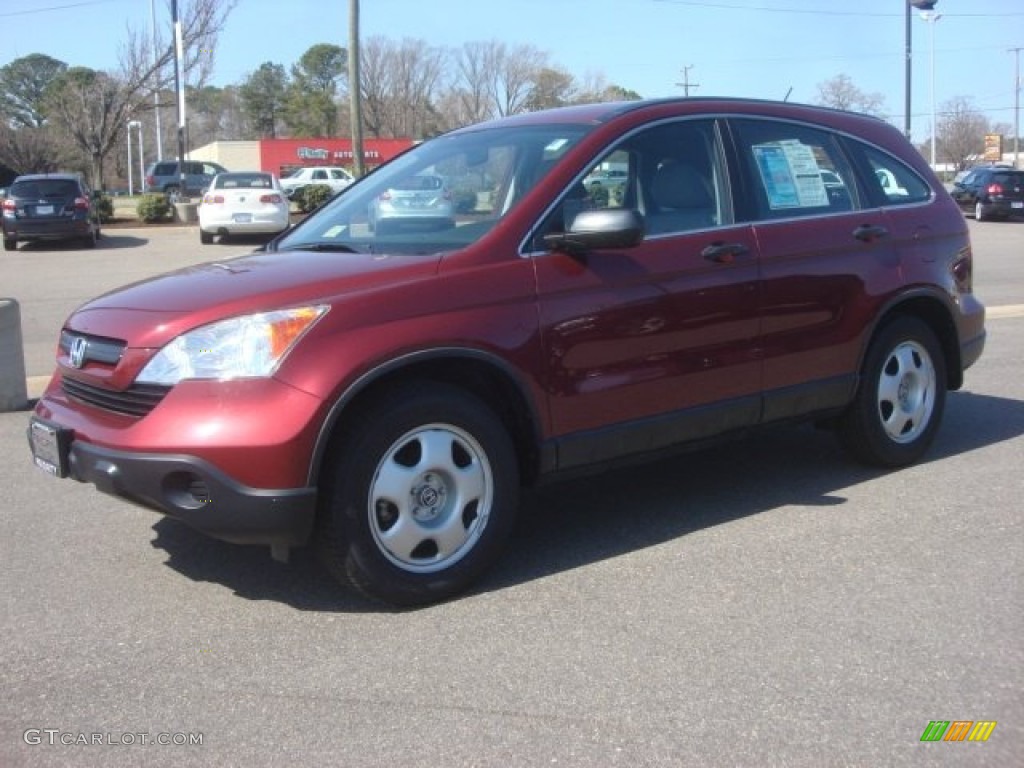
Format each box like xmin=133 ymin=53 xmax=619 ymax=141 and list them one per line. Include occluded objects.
xmin=318 ymin=382 xmax=519 ymax=606
xmin=200 ymin=230 xmax=214 ymax=244
xmin=837 ymin=316 xmax=946 ymax=467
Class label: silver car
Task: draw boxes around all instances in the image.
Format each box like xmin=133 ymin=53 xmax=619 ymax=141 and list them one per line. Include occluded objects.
xmin=368 ymin=174 xmax=455 ymax=234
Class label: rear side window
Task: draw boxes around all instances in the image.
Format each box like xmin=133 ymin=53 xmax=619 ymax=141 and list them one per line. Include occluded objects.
xmin=731 ymin=119 xmax=858 ymax=221
xmin=858 ymin=145 xmax=931 ymax=205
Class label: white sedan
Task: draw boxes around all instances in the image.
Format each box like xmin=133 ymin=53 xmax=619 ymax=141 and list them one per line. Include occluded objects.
xmin=279 ymin=166 xmax=354 ymax=199
xmin=198 ymin=172 xmax=290 ymax=243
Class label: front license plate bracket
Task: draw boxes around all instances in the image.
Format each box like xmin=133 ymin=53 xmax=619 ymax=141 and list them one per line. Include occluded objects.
xmin=29 ymin=419 xmax=71 ymax=478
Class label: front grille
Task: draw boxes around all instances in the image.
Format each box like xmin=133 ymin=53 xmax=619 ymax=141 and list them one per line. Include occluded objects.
xmin=61 ymin=376 xmax=170 ymax=417
xmin=60 ymin=330 xmax=125 ymax=366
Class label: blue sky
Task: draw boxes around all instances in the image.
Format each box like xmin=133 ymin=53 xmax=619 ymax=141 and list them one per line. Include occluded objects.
xmin=1 ymin=0 xmax=1021 ymax=143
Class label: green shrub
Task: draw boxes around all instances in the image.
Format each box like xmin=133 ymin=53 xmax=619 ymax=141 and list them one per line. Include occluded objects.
xmin=137 ymin=193 xmax=171 ymax=223
xmin=297 ymin=183 xmax=332 ymax=213
xmin=93 ymin=192 xmax=114 ymax=223
xmin=451 ymin=187 xmax=478 ymax=214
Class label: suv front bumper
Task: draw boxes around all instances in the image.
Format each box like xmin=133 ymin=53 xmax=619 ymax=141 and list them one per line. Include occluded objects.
xmin=31 ymin=424 xmax=318 ymax=548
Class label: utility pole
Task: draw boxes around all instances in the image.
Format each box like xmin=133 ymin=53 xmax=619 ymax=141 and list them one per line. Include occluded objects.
xmin=676 ymin=65 xmax=699 ymax=97
xmin=1011 ymin=47 xmax=1022 ymax=169
xmin=349 ymin=0 xmax=365 ymax=178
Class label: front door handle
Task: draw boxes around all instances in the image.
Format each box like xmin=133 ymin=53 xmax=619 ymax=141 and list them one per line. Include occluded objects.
xmin=701 ymin=242 xmax=750 ymax=264
xmin=853 ymin=224 xmax=888 ymax=242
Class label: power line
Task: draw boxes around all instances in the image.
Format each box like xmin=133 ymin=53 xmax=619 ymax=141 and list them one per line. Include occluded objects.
xmin=650 ymin=0 xmax=1024 ymax=19
xmin=0 ymin=0 xmax=120 ymax=18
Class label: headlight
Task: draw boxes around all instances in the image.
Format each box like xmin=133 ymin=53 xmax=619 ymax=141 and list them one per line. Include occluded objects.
xmin=136 ymin=305 xmax=329 ymax=385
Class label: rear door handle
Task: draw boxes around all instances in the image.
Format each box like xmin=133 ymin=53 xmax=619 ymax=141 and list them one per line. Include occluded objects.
xmin=853 ymin=224 xmax=888 ymax=242
xmin=701 ymin=242 xmax=750 ymax=264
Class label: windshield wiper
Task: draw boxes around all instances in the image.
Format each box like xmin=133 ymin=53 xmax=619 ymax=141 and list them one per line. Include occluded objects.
xmin=275 ymin=241 xmax=364 ymax=254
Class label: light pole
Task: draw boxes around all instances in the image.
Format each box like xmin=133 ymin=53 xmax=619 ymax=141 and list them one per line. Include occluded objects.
xmin=127 ymin=128 xmax=134 ymax=196
xmin=920 ymin=9 xmax=942 ymax=170
xmin=129 ymin=121 xmax=144 ymax=193
xmin=1011 ymin=47 xmax=1021 ymax=168
xmin=905 ymin=1 xmax=939 ymax=141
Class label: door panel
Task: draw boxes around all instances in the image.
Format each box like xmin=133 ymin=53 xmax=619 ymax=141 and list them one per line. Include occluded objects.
xmin=536 ymin=225 xmax=761 ymax=442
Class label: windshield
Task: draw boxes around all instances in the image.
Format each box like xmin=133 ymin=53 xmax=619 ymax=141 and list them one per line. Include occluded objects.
xmin=274 ymin=123 xmax=590 ymax=254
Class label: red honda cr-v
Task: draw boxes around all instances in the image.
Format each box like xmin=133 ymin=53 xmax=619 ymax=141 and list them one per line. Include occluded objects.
xmin=29 ymin=98 xmax=986 ymax=605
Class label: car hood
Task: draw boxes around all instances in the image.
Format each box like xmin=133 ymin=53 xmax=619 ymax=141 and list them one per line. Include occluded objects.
xmin=67 ymin=249 xmax=443 ymax=346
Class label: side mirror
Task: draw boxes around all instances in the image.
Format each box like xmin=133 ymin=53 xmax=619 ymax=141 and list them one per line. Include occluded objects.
xmin=543 ymin=208 xmax=644 ymax=255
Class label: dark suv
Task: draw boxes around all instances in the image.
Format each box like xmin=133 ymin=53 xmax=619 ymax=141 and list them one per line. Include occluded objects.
xmin=2 ymin=173 xmax=100 ymax=251
xmin=29 ymin=99 xmax=986 ymax=605
xmin=951 ymin=166 xmax=1024 ymax=221
xmin=145 ymin=160 xmax=228 ymax=199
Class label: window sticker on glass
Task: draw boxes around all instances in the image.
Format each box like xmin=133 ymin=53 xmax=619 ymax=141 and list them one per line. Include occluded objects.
xmin=753 ymin=140 xmax=829 ymax=209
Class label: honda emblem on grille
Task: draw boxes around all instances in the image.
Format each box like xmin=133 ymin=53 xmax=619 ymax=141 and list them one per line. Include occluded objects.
xmin=69 ymin=337 xmax=88 ymax=368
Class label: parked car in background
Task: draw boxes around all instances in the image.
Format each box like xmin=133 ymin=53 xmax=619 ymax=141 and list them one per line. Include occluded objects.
xmin=279 ymin=166 xmax=355 ymax=200
xmin=2 ymin=173 xmax=100 ymax=251
xmin=950 ymin=166 xmax=1024 ymax=221
xmin=145 ymin=160 xmax=228 ymax=199
xmin=367 ymin=173 xmax=454 ymax=233
xmin=29 ymin=98 xmax=985 ymax=606
xmin=198 ymin=172 xmax=290 ymax=244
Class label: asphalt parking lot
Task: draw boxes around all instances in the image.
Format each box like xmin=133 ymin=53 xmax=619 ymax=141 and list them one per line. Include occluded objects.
xmin=1 ymin=221 xmax=1022 ymax=766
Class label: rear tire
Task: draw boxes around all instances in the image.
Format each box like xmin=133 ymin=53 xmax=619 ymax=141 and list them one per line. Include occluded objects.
xmin=80 ymin=227 xmax=97 ymax=249
xmin=974 ymin=200 xmax=987 ymax=221
xmin=837 ymin=316 xmax=946 ymax=467
xmin=3 ymin=237 xmax=15 ymax=252
xmin=200 ymin=230 xmax=214 ymax=244
xmin=317 ymin=382 xmax=519 ymax=606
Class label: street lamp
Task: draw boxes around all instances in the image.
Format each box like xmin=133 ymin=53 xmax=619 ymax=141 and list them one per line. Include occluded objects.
xmin=128 ymin=120 xmax=144 ymax=194
xmin=127 ymin=128 xmax=134 ymax=196
xmin=905 ymin=0 xmax=939 ymax=140
xmin=919 ymin=9 xmax=942 ymax=169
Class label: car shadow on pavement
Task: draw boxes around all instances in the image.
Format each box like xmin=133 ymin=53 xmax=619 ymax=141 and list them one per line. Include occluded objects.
xmin=148 ymin=390 xmax=1024 ymax=612
xmin=12 ymin=234 xmax=151 ymax=251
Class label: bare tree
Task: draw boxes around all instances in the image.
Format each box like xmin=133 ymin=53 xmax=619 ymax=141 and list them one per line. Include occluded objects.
xmin=0 ymin=124 xmax=66 ymax=175
xmin=40 ymin=0 xmax=234 ymax=189
xmin=815 ymin=74 xmax=886 ymax=116
xmin=491 ymin=43 xmax=546 ymax=117
xmin=359 ymin=36 xmax=446 ymax=139
xmin=450 ymin=42 xmax=500 ymax=125
xmin=937 ymin=95 xmax=990 ymax=171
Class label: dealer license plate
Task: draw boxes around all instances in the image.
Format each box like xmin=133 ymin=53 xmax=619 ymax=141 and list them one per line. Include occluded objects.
xmin=29 ymin=418 xmax=70 ymax=477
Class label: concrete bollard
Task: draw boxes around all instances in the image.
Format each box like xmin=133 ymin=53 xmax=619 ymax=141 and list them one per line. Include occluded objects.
xmin=0 ymin=298 xmax=29 ymax=412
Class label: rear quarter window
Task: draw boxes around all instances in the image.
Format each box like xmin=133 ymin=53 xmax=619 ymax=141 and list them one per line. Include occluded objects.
xmin=856 ymin=145 xmax=931 ymax=205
